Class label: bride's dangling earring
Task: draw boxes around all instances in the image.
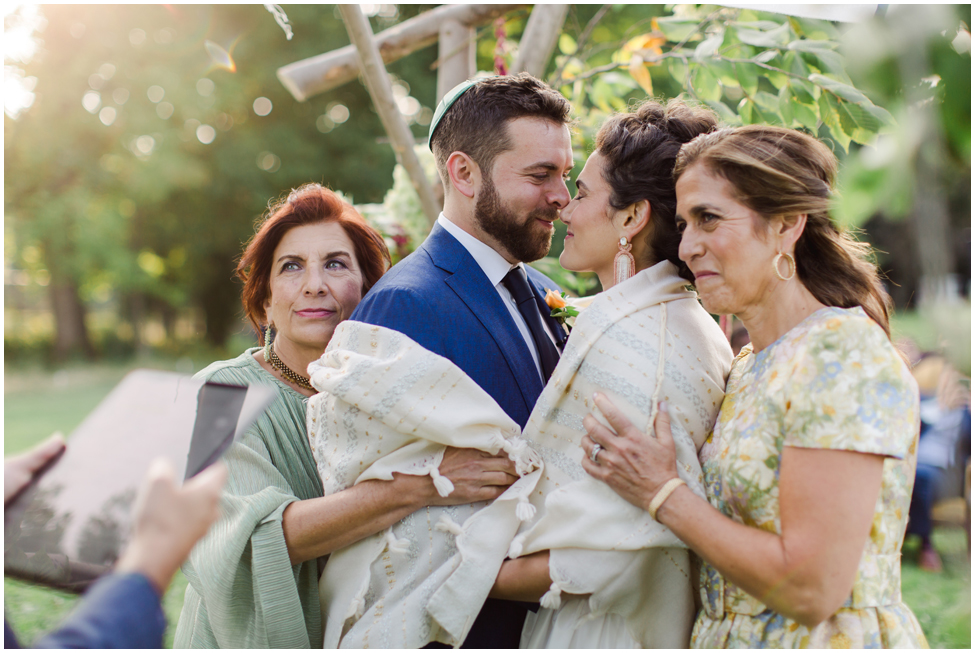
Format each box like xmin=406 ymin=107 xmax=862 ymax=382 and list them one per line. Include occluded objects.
xmin=614 ymin=236 xmax=635 ymax=286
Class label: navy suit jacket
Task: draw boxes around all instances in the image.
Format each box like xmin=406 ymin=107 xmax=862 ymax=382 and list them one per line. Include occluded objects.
xmin=5 ymin=572 xmax=165 ymax=649
xmin=352 ymin=222 xmax=568 ymax=430
xmin=350 ymin=222 xmax=567 ymax=648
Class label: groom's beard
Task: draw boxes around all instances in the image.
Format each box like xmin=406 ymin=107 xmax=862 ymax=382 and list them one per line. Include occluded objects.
xmin=474 ymin=174 xmax=557 ymax=263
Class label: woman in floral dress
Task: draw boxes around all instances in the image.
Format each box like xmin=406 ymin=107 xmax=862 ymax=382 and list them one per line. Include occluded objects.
xmin=579 ymin=125 xmax=928 ymax=648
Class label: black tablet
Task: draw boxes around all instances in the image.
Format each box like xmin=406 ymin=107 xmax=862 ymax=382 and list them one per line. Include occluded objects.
xmin=4 ymin=369 xmax=276 ymax=593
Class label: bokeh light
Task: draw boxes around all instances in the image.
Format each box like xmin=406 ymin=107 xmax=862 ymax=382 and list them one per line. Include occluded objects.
xmin=147 ymin=85 xmax=165 ymax=103
xmin=98 ymin=106 xmax=116 ymax=125
xmin=134 ymin=135 xmax=155 ymax=155
xmin=156 ymin=102 xmax=174 ymax=119
xmin=257 ymin=151 xmax=281 ymax=172
xmin=316 ymin=114 xmax=334 ymax=133
xmin=253 ymin=97 xmax=272 ymax=116
xmin=4 ymin=68 xmax=36 ymax=118
xmin=112 ymin=88 xmax=129 ymax=105
xmin=196 ymin=124 xmax=216 ymax=144
xmin=215 ymin=112 xmax=233 ymax=131
xmin=196 ymin=78 xmax=214 ymax=96
xmin=129 ymin=28 xmax=146 ymax=46
xmin=81 ymin=91 xmax=100 ymax=113
xmin=327 ymin=102 xmax=349 ymax=123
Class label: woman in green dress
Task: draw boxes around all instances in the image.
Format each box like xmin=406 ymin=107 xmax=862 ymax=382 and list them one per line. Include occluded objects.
xmin=174 ymin=184 xmax=519 ymax=648
xmin=579 ymin=126 xmax=928 ymax=647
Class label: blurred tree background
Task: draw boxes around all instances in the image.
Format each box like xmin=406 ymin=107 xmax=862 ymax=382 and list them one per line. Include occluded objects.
xmin=5 ymin=4 xmax=970 ymax=370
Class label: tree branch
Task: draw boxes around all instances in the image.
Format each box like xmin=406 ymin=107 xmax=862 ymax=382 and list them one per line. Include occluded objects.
xmin=551 ymin=4 xmax=611 ymax=88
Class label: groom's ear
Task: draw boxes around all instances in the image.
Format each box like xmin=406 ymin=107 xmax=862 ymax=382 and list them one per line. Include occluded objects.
xmin=616 ymin=199 xmax=652 ymax=238
xmin=445 ymin=151 xmax=479 ymax=199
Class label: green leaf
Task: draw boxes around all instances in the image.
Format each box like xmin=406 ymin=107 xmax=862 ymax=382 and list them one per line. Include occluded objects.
xmin=818 ymin=92 xmax=840 ymax=130
xmin=808 ymin=74 xmax=868 ymax=104
xmin=736 ymin=61 xmax=759 ymax=96
xmin=667 ymin=58 xmax=688 ymax=85
xmin=791 ymin=98 xmax=820 ymax=132
xmin=783 ymin=50 xmax=811 ymax=79
xmin=753 ymin=49 xmax=778 ymax=64
xmin=703 ymin=99 xmax=741 ymax=125
xmin=861 ymin=103 xmax=896 ymax=130
xmin=708 ymin=60 xmax=740 ymax=87
xmin=753 ymin=91 xmax=784 ymax=125
xmin=600 ymin=71 xmax=638 ymax=90
xmin=558 ymin=33 xmax=577 ymax=55
xmin=738 ymin=97 xmax=754 ymax=124
xmin=786 ymin=39 xmax=839 ymax=53
xmin=735 ymin=22 xmax=792 ymax=48
xmin=807 ymin=50 xmax=848 ymax=78
xmin=778 ymin=84 xmax=794 ymax=124
xmin=789 ymin=78 xmax=817 ymax=104
xmin=654 ymin=16 xmax=702 ymax=42
xmin=819 ymin=93 xmax=851 ymax=152
xmin=753 ymin=90 xmax=780 ymax=113
xmin=694 ymin=32 xmax=724 ymax=61
xmin=693 ymin=64 xmax=722 ymax=102
xmin=735 ymin=20 xmax=784 ymax=31
xmin=836 ymin=101 xmax=888 ymax=145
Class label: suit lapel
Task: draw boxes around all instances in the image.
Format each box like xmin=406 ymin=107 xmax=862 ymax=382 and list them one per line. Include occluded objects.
xmin=424 ymin=226 xmax=545 ymax=405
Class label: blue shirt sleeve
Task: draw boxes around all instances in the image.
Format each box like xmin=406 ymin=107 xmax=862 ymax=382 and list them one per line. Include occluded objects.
xmin=32 ymin=573 xmax=165 ymax=649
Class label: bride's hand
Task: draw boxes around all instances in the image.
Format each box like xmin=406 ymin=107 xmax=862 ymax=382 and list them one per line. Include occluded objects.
xmin=428 ymin=446 xmax=519 ymax=506
xmin=580 ymin=393 xmax=680 ymax=512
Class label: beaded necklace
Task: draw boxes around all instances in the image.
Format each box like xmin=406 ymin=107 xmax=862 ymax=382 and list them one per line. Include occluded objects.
xmin=264 ymin=327 xmax=316 ymax=392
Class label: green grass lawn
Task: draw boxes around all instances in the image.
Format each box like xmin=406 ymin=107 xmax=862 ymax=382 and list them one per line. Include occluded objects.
xmin=3 ymin=321 xmax=971 ymax=646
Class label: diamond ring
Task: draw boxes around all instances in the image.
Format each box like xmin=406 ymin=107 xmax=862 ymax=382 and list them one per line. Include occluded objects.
xmin=590 ymin=443 xmax=602 ymax=463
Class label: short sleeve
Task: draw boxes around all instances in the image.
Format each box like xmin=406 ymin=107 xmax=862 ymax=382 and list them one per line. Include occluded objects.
xmin=782 ymin=311 xmax=918 ymax=459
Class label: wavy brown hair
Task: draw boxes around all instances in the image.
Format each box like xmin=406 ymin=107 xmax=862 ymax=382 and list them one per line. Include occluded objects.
xmin=595 ymin=99 xmax=718 ymax=282
xmin=430 ymin=73 xmax=571 ymax=185
xmin=674 ymin=125 xmax=892 ymax=336
xmin=237 ymin=183 xmax=390 ymax=343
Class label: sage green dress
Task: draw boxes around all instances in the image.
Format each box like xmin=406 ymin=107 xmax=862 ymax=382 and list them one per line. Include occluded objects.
xmin=174 ymin=348 xmax=324 ymax=648
xmin=691 ymin=307 xmax=928 ymax=648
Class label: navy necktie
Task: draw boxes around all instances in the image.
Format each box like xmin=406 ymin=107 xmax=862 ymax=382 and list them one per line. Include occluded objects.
xmin=502 ymin=266 xmax=561 ymax=382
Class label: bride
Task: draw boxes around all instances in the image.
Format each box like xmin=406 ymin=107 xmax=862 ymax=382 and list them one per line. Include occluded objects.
xmin=307 ymin=100 xmax=732 ymax=648
xmin=490 ymin=99 xmax=732 ymax=648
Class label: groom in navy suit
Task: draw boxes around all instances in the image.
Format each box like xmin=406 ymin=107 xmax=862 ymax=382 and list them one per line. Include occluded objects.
xmin=350 ymin=73 xmax=574 ymax=648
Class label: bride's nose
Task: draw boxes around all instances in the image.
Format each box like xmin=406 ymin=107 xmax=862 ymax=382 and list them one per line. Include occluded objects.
xmin=559 ymin=202 xmax=574 ymax=224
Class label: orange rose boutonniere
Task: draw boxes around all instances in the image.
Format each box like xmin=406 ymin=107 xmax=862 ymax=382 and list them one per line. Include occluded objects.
xmin=544 ymin=289 xmax=594 ymax=334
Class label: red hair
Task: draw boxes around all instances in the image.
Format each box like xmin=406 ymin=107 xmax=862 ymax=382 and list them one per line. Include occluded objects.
xmin=236 ymin=183 xmax=390 ymax=342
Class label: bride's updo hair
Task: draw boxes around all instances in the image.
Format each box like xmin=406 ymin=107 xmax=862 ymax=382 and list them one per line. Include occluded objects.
xmin=596 ymin=99 xmax=718 ymax=282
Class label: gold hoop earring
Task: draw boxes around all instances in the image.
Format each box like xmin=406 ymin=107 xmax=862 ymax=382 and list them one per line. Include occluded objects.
xmin=773 ymin=252 xmax=796 ymax=281
xmin=263 ymin=324 xmax=274 ymax=362
xmin=614 ymin=236 xmax=635 ymax=286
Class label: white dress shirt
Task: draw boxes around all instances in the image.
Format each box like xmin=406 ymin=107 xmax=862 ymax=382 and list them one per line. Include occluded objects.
xmin=438 ymin=214 xmax=549 ymax=382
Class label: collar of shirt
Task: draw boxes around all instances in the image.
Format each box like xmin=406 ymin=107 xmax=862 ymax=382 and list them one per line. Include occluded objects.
xmin=437 ymin=214 xmax=522 ymax=284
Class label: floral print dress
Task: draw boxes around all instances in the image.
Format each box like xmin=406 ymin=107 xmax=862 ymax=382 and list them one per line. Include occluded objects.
xmin=691 ymin=307 xmax=929 ymax=648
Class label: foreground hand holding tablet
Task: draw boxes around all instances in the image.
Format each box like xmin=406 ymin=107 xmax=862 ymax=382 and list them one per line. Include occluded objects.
xmin=116 ymin=458 xmax=227 ymax=595
xmin=4 ymin=439 xmax=227 ymax=648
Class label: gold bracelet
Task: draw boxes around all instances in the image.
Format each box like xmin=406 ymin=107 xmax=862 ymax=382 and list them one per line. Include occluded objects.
xmin=648 ymin=477 xmax=685 ymax=521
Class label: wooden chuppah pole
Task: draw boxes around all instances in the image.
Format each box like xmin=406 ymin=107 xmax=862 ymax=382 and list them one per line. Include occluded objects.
xmin=511 ymin=4 xmax=569 ymax=78
xmin=279 ymin=5 xmax=522 ymax=102
xmin=339 ymin=5 xmax=441 ymax=227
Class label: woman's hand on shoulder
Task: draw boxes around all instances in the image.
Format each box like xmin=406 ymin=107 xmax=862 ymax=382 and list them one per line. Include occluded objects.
xmin=428 ymin=447 xmax=519 ymax=506
xmin=581 ymin=393 xmax=680 ymax=511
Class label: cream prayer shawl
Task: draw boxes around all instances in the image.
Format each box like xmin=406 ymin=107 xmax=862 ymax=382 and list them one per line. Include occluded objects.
xmin=511 ymin=260 xmax=733 ymax=648
xmin=305 ymin=323 xmax=542 ymax=648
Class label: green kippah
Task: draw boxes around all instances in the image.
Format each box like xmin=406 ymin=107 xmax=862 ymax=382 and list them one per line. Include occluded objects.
xmin=427 ymin=77 xmax=488 ymax=151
